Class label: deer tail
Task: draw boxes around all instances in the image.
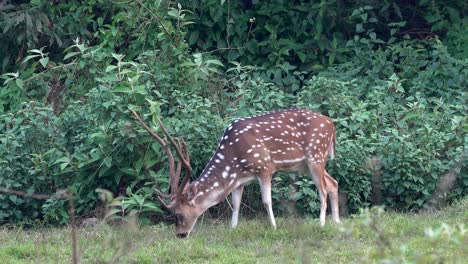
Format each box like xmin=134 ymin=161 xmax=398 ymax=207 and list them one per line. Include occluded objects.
xmin=328 ymin=128 xmax=336 ymax=160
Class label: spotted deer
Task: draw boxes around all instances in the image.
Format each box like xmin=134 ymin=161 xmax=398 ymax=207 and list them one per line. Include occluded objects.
xmin=131 ymin=109 xmax=340 ymax=238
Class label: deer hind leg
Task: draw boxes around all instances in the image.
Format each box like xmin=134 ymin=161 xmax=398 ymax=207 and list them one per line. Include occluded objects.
xmin=324 ymin=170 xmax=340 ymax=224
xmin=306 ymin=161 xmax=328 ymax=226
xmin=257 ymin=174 xmax=277 ymax=229
xmin=231 ymin=185 xmax=244 ymax=228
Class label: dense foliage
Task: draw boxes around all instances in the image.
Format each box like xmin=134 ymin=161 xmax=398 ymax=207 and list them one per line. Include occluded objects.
xmin=0 ymin=0 xmax=466 ymax=224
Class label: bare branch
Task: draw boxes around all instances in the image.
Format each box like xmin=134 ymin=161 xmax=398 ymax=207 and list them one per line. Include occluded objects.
xmin=67 ymin=190 xmax=79 ymax=264
xmin=0 ymin=187 xmax=67 ymax=200
xmin=0 ymin=187 xmax=79 ymax=263
xmin=135 ymin=0 xmax=170 ymax=36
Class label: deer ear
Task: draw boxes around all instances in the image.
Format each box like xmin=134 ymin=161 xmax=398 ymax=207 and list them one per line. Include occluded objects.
xmin=187 ymin=184 xmax=198 ymax=206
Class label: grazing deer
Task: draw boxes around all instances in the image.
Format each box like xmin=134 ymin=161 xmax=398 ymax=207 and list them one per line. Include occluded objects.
xmin=131 ymin=109 xmax=340 ymax=238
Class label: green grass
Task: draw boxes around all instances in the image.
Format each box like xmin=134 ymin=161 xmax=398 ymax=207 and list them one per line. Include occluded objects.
xmin=1 ymin=198 xmax=466 ymax=263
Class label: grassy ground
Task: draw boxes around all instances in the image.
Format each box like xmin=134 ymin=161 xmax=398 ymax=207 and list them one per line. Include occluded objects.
xmin=0 ymin=198 xmax=466 ymax=264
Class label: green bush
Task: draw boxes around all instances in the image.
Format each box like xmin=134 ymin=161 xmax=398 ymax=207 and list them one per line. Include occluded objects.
xmin=0 ymin=28 xmax=230 ymax=224
xmin=296 ymin=40 xmax=466 ymax=212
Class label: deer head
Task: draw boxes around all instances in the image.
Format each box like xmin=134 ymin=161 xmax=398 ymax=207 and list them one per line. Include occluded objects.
xmin=132 ymin=109 xmax=341 ymax=238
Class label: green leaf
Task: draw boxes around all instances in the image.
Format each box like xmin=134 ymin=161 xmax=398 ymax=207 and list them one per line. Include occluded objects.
xmin=103 ymin=157 xmax=112 ymax=168
xmin=205 ymin=59 xmax=224 ymax=67
xmin=112 ymin=86 xmax=133 ymax=93
xmin=188 ymin=30 xmax=199 ymax=45
xmin=99 ymin=165 xmax=111 ymax=177
xmin=54 ymin=156 xmax=70 ymax=164
xmin=126 ymin=144 xmax=134 ymax=152
xmin=331 ymin=37 xmax=338 ymax=49
xmin=360 ymin=13 xmax=368 ymax=22
xmin=9 ymin=195 xmax=17 ymax=203
xmin=64 ymin=51 xmax=81 ymax=60
xmin=181 ymin=21 xmax=195 ymax=26
xmin=359 ymin=38 xmax=369 ymax=44
xmin=134 ymin=85 xmax=148 ymax=95
xmin=120 ymin=168 xmax=138 ymax=176
xmin=401 ymin=112 xmax=420 ymax=122
xmin=105 ymin=65 xmax=118 ymax=72
xmin=15 ymin=79 xmax=24 ymax=89
xmin=351 ymin=9 xmax=361 ymax=16
xmin=29 ymin=48 xmax=43 ymax=55
xmin=424 ymin=14 xmax=440 ymax=23
xmin=246 ymin=40 xmax=258 ymax=54
xmin=392 ymin=2 xmax=402 ymax=19
xmin=76 ymin=44 xmax=86 ymax=53
xmin=60 ymin=162 xmax=70 ymax=170
xmin=397 ymin=186 xmax=404 ymax=195
xmin=144 ymin=158 xmax=158 ymax=169
xmin=328 ymin=53 xmax=336 ymax=65
xmin=22 ymin=55 xmax=40 ymax=63
xmin=167 ymin=9 xmax=181 ymax=19
xmin=111 ymin=53 xmax=124 ymax=61
xmin=296 ymin=51 xmax=306 ymax=63
xmin=431 ymin=21 xmax=446 ymax=31
xmin=135 ymin=158 xmax=143 ymax=173
xmin=356 ymin=23 xmax=364 ymax=33
xmin=39 ymin=57 xmax=49 ymax=68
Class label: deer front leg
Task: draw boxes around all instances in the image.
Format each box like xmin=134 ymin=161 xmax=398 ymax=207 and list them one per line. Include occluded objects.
xmin=231 ymin=185 xmax=244 ymax=228
xmin=258 ymin=176 xmax=277 ymax=229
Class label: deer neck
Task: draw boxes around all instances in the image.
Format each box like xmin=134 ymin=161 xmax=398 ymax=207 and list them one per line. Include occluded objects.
xmin=190 ymin=156 xmax=253 ymax=209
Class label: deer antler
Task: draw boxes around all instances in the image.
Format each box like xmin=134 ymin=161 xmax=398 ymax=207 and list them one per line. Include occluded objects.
xmin=154 ymin=117 xmax=192 ymax=195
xmin=130 ymin=110 xmax=192 ymax=208
xmin=175 ymin=138 xmax=191 ymax=198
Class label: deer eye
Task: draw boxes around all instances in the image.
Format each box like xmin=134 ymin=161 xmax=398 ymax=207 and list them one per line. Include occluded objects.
xmin=175 ymin=214 xmax=185 ymax=226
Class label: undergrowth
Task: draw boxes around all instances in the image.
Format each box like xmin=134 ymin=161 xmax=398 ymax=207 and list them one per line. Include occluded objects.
xmin=0 ymin=198 xmax=466 ymax=263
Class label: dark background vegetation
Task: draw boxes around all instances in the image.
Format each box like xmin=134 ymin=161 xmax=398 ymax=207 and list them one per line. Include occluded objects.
xmin=0 ymin=0 xmax=466 ymax=225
